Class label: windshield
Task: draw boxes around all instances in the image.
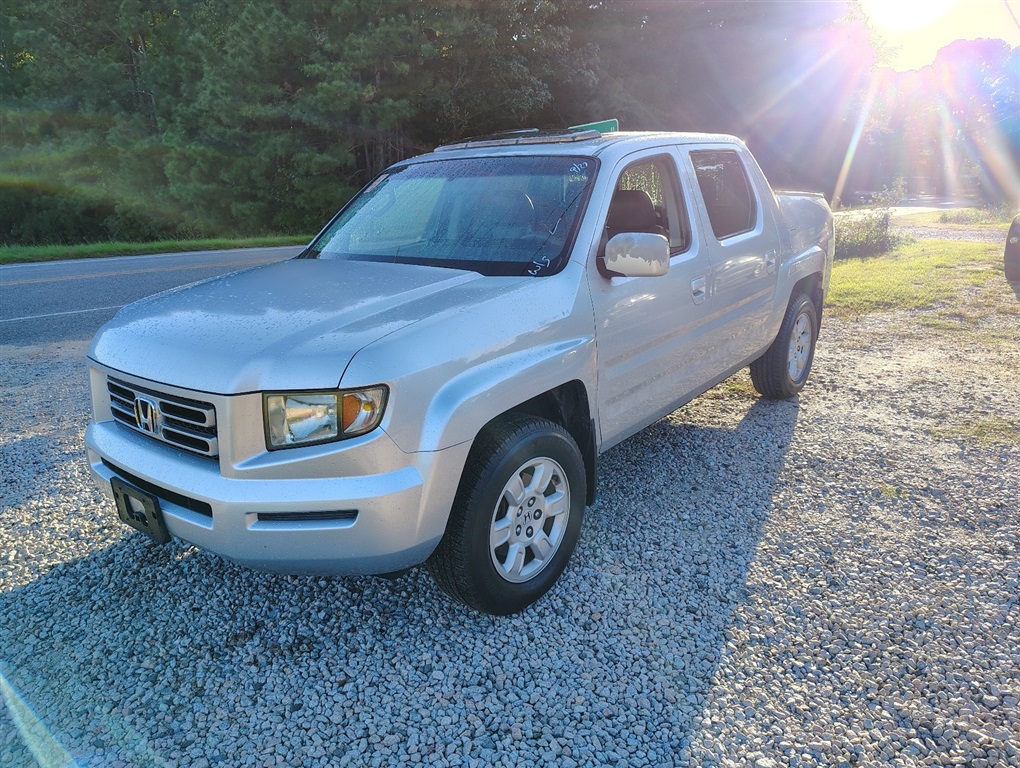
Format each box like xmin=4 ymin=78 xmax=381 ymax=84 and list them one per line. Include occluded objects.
xmin=305 ymin=156 xmax=597 ymax=276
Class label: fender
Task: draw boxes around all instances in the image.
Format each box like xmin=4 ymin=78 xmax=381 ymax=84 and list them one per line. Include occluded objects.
xmin=342 ymin=260 xmax=599 ymax=456
xmin=768 ymin=191 xmax=834 ymax=330
xmin=410 ymin=334 xmax=596 ymax=454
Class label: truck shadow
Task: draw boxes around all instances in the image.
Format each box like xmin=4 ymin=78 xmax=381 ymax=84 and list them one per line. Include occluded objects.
xmin=569 ymin=394 xmax=800 ymax=757
xmin=0 ymin=394 xmax=798 ymax=766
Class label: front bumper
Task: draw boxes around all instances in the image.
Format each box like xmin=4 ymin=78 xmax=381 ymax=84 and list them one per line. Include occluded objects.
xmin=85 ymin=418 xmax=468 ymax=576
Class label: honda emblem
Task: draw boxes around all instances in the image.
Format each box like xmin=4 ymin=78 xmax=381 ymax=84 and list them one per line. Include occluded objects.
xmin=133 ymin=396 xmax=162 ymax=435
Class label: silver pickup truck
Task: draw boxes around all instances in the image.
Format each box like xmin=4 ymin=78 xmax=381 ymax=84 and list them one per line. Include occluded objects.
xmin=85 ymin=128 xmax=833 ymax=614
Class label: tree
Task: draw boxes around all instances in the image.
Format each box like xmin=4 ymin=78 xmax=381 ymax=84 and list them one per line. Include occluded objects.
xmin=6 ymin=0 xmax=1009 ymax=245
xmin=846 ymin=38 xmax=1020 ymax=205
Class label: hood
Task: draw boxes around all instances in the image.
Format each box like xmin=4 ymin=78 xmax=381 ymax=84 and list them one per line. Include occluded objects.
xmin=88 ymin=259 xmax=517 ymax=394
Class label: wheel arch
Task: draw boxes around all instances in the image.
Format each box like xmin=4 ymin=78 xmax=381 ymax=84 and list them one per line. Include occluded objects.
xmin=481 ymin=381 xmax=597 ymax=506
xmin=790 ymin=272 xmax=824 ymax=333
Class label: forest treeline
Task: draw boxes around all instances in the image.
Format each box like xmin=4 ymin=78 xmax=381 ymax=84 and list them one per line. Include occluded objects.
xmin=2 ymin=0 xmax=1017 ymax=246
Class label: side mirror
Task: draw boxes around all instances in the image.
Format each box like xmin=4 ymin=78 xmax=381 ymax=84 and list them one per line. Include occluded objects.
xmin=599 ymin=232 xmax=670 ymax=278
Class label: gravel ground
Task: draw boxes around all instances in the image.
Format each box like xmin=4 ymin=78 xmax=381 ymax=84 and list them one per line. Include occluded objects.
xmin=2 ymin=237 xmax=1018 ymax=767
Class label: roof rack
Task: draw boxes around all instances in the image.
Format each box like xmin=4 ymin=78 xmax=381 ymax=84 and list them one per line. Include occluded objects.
xmin=435 ymin=128 xmax=603 ymax=152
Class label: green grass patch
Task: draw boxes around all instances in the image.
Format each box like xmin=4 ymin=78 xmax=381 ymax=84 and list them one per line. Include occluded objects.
xmin=826 ymin=239 xmax=1004 ymax=316
xmin=0 ymin=235 xmax=311 ymax=265
xmin=722 ymin=375 xmax=758 ymax=398
xmin=898 ymin=309 xmax=1019 ymax=353
xmin=877 ymin=483 xmax=908 ymax=499
xmin=702 ymin=372 xmax=758 ymax=401
xmin=931 ymin=416 xmax=1020 ymax=447
xmin=915 ymin=315 xmax=966 ymax=331
xmin=896 ymin=206 xmax=1016 ymax=230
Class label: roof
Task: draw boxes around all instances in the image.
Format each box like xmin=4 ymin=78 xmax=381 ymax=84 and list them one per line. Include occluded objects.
xmin=416 ymin=130 xmax=745 ymax=165
xmin=434 ymin=128 xmax=604 ymax=151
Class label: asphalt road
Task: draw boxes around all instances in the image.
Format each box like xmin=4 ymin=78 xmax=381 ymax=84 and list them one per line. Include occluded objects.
xmin=0 ymin=246 xmax=303 ymax=347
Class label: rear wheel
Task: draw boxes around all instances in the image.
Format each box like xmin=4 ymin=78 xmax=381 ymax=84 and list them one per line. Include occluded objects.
xmin=750 ymin=293 xmax=818 ymax=399
xmin=427 ymin=415 xmax=585 ymax=615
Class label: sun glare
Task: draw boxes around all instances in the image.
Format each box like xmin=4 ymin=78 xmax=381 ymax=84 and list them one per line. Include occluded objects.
xmin=860 ymin=0 xmax=955 ymax=31
xmin=861 ymin=0 xmax=1020 ymax=71
xmin=835 ymin=1 xmax=1020 ymax=205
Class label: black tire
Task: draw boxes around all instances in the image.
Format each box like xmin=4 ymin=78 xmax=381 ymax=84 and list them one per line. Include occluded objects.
xmin=426 ymin=415 xmax=586 ymax=615
xmin=750 ymin=292 xmax=819 ymax=399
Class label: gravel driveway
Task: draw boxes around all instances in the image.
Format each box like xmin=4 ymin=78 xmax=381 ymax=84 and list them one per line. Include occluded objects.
xmin=2 ymin=232 xmax=1018 ymax=767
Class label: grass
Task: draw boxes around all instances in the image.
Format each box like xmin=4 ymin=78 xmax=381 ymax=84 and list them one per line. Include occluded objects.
xmin=895 ymin=206 xmax=1017 ymax=230
xmin=826 ymin=239 xmax=1006 ymax=317
xmin=931 ymin=416 xmax=1020 ymax=447
xmin=0 ymin=235 xmax=311 ymax=265
xmin=702 ymin=371 xmax=758 ymax=401
xmin=877 ymin=483 xmax=908 ymax=499
xmin=721 ymin=375 xmax=758 ymax=398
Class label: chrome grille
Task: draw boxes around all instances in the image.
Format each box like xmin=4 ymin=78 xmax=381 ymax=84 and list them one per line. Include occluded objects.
xmin=108 ymin=377 xmax=219 ymax=458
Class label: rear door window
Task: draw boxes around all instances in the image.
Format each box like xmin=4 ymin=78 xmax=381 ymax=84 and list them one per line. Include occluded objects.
xmin=690 ymin=150 xmax=757 ymax=240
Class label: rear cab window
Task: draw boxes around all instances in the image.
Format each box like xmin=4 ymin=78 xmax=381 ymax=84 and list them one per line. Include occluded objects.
xmin=690 ymin=150 xmax=758 ymax=240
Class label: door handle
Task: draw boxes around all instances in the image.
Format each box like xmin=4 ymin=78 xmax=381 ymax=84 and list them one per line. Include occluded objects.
xmin=691 ymin=276 xmax=706 ymax=305
xmin=765 ymin=250 xmax=777 ymax=274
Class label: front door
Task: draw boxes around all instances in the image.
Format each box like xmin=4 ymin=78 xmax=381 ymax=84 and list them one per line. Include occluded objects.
xmin=587 ymin=150 xmax=717 ymax=449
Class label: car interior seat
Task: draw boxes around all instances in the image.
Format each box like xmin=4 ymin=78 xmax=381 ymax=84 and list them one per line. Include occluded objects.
xmin=606 ymin=189 xmax=667 ymax=240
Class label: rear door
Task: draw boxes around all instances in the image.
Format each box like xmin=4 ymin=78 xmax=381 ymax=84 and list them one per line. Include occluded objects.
xmin=586 ymin=150 xmax=717 ymax=449
xmin=682 ymin=146 xmax=780 ymax=361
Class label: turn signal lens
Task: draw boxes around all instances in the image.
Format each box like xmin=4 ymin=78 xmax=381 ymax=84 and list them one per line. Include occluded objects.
xmin=341 ymin=388 xmax=388 ymax=437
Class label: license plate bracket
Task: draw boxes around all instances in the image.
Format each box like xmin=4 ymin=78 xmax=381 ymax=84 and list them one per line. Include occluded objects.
xmin=112 ymin=476 xmax=170 ymax=545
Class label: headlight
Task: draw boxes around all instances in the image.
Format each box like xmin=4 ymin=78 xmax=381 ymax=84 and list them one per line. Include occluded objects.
xmin=264 ymin=386 xmax=388 ymax=449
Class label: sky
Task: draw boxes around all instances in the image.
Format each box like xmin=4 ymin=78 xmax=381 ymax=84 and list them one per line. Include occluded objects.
xmin=859 ymin=0 xmax=1020 ymax=70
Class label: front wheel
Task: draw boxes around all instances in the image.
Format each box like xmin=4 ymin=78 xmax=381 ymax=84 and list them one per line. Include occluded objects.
xmin=750 ymin=292 xmax=819 ymax=399
xmin=427 ymin=415 xmax=585 ymax=615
